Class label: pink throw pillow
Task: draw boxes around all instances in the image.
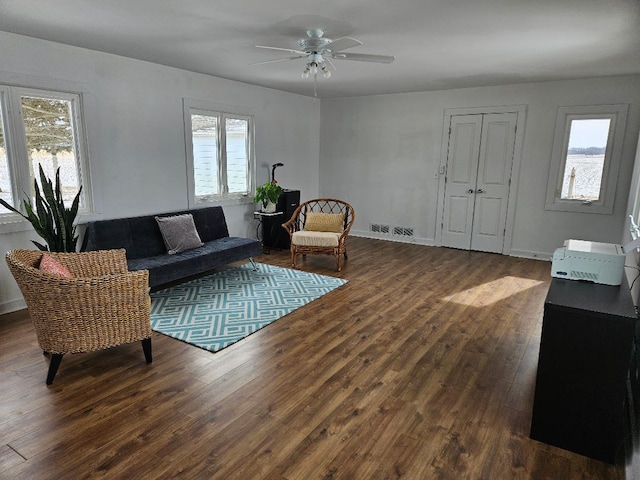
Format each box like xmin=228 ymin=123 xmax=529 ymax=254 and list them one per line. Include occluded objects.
xmin=39 ymin=253 xmax=73 ymax=278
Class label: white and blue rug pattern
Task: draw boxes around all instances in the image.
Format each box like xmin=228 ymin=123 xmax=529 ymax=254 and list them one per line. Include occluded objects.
xmin=150 ymin=263 xmax=347 ymax=352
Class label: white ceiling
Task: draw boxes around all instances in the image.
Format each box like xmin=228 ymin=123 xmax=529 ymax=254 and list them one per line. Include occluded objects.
xmin=0 ymin=0 xmax=639 ymax=98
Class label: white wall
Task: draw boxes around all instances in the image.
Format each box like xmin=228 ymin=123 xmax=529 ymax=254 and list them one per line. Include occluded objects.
xmin=0 ymin=31 xmax=320 ymax=313
xmin=2 ymin=30 xmax=639 ymax=313
xmin=320 ymin=76 xmax=640 ymax=258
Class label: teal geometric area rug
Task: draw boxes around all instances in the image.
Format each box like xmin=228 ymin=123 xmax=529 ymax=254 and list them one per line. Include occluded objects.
xmin=150 ymin=263 xmax=347 ymax=352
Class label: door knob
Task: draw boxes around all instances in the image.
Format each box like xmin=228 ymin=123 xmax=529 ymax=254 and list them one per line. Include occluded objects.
xmin=477 ymin=188 xmax=485 ymax=193
xmin=467 ymin=189 xmax=474 ymax=194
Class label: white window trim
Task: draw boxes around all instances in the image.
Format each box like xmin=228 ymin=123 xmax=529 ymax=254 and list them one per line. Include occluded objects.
xmin=182 ymin=98 xmax=255 ymax=209
xmin=0 ymin=84 xmax=93 ymax=230
xmin=545 ymin=104 xmax=628 ymax=214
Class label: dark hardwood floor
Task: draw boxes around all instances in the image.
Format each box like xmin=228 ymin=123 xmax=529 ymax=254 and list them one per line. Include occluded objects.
xmin=0 ymin=237 xmax=625 ymax=479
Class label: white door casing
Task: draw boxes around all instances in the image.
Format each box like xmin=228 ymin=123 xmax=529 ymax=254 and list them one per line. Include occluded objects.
xmin=441 ymin=112 xmax=518 ymax=253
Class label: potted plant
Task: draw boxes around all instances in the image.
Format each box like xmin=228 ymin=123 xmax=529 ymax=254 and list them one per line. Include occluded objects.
xmin=0 ymin=164 xmax=82 ymax=252
xmin=254 ymin=181 xmax=283 ymax=213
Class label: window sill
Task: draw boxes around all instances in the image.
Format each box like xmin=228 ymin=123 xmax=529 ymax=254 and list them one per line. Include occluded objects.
xmin=0 ymin=212 xmax=102 ymax=235
xmin=544 ymin=201 xmax=613 ymax=215
xmin=192 ymin=195 xmax=254 ymax=209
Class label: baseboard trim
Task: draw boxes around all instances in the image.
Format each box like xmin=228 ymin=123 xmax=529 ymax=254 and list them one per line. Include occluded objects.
xmin=0 ymin=297 xmax=26 ymax=315
xmin=350 ymin=230 xmax=435 ymax=246
xmin=508 ymin=249 xmax=552 ymax=261
xmin=351 ymin=232 xmax=552 ymax=261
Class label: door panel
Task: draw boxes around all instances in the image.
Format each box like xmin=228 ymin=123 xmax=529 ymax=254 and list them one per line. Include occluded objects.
xmin=441 ymin=115 xmax=482 ymax=249
xmin=474 ymin=196 xmax=501 ymax=236
xmin=472 ymin=113 xmax=517 ymax=253
xmin=449 ymin=123 xmax=478 ymax=184
xmin=482 ymin=120 xmax=510 ymax=184
xmin=441 ymin=112 xmax=517 ymax=253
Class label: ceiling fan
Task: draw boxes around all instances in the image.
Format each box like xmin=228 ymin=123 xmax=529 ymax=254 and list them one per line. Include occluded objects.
xmin=254 ymin=28 xmax=395 ymax=79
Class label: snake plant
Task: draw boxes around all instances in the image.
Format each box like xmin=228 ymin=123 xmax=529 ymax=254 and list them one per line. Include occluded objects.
xmin=0 ymin=164 xmax=81 ymax=252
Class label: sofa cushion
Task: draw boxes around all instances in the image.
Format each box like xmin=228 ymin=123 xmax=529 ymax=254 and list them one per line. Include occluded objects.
xmin=83 ymin=206 xmax=231 ymax=259
xmin=155 ymin=213 xmax=204 ymax=255
xmin=128 ymin=237 xmax=263 ymax=287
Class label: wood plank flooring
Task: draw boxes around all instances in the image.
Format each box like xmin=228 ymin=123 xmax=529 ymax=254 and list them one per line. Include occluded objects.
xmin=0 ymin=237 xmax=625 ymax=479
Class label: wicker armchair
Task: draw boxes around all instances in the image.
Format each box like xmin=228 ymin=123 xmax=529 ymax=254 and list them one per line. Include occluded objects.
xmin=282 ymin=198 xmax=355 ymax=272
xmin=6 ymin=249 xmax=152 ymax=385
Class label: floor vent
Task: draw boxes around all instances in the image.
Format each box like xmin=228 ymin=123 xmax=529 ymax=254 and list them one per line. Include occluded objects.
xmin=393 ymin=226 xmax=414 ymax=237
xmin=371 ymin=224 xmax=390 ymax=234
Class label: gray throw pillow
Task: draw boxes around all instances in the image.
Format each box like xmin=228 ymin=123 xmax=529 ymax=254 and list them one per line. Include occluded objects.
xmin=155 ymin=213 xmax=204 ymax=255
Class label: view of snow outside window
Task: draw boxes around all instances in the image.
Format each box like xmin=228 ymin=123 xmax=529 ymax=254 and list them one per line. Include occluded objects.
xmin=0 ymin=96 xmax=81 ymax=214
xmin=560 ymin=118 xmax=610 ymax=202
xmin=192 ymin=114 xmax=249 ymax=198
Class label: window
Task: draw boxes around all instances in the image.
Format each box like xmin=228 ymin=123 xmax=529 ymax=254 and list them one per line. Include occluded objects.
xmin=0 ymin=86 xmax=92 ymax=217
xmin=184 ymin=100 xmax=254 ymax=206
xmin=545 ymin=104 xmax=628 ymax=214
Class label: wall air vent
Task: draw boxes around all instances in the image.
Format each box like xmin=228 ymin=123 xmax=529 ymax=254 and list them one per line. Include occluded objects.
xmin=371 ymin=224 xmax=390 ymax=234
xmin=393 ymin=226 xmax=414 ymax=237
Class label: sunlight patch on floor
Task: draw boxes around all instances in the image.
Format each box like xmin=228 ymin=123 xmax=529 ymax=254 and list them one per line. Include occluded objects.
xmin=442 ymin=276 xmax=545 ymax=307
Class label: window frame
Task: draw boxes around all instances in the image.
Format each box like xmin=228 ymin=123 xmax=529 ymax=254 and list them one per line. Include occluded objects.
xmin=183 ymin=98 xmax=255 ymax=209
xmin=0 ymin=84 xmax=93 ymax=223
xmin=545 ymin=104 xmax=628 ymax=214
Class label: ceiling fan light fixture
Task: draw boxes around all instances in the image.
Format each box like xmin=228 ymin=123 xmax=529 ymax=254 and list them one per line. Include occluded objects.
xmin=321 ymin=65 xmax=331 ymax=78
xmin=309 ymin=62 xmax=318 ymax=75
xmin=301 ymin=68 xmax=310 ymax=79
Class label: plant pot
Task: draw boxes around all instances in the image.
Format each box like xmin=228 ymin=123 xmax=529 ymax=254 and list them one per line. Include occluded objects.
xmin=262 ymin=201 xmax=277 ymax=213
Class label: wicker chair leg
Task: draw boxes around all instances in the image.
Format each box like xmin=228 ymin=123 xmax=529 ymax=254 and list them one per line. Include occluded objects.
xmin=46 ymin=353 xmax=64 ymax=385
xmin=142 ymin=338 xmax=153 ymax=364
xmin=290 ymin=248 xmax=296 ymax=269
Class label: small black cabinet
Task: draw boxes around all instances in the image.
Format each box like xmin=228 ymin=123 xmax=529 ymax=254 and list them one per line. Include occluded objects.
xmin=262 ymin=189 xmax=300 ymax=250
xmin=530 ymin=277 xmax=637 ymax=463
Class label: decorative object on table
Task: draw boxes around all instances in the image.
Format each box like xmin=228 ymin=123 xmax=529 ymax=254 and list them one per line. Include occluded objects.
xmin=254 ymin=180 xmax=284 ymax=213
xmin=282 ymin=198 xmax=355 ymax=272
xmin=5 ymin=249 xmax=152 ymax=385
xmin=150 ymin=262 xmax=347 ymax=352
xmin=271 ymin=162 xmax=284 ymax=182
xmin=0 ymin=165 xmax=81 ymax=252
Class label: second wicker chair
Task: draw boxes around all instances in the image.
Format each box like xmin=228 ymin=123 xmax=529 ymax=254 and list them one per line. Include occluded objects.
xmin=282 ymin=198 xmax=355 ymax=272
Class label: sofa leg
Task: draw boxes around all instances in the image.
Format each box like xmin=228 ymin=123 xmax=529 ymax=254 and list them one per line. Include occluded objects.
xmin=46 ymin=353 xmax=64 ymax=385
xmin=249 ymin=257 xmax=258 ymax=271
xmin=142 ymin=338 xmax=153 ymax=364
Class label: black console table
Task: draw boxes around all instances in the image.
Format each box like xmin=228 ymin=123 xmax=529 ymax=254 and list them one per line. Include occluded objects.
xmin=530 ymin=277 xmax=637 ymax=463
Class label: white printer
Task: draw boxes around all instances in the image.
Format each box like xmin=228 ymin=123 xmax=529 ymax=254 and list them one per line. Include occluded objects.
xmin=551 ymin=239 xmax=627 ymax=286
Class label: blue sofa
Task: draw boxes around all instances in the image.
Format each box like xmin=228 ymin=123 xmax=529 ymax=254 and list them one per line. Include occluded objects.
xmin=83 ymin=206 xmax=262 ymax=288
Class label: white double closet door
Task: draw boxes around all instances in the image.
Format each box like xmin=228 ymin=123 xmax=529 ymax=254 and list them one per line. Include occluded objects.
xmin=441 ymin=113 xmax=517 ymax=253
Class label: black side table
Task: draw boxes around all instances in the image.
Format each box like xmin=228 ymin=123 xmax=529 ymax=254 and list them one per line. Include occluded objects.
xmin=530 ymin=277 xmax=637 ymax=463
xmin=253 ymin=211 xmax=285 ymax=253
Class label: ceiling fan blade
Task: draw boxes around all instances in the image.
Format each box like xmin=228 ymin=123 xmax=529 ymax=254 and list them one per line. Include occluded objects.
xmin=331 ymin=52 xmax=395 ymax=64
xmin=324 ymin=56 xmax=337 ymax=71
xmin=327 ymin=36 xmax=362 ymax=53
xmin=255 ymin=45 xmax=307 ymax=55
xmin=251 ymin=55 xmax=306 ymax=66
